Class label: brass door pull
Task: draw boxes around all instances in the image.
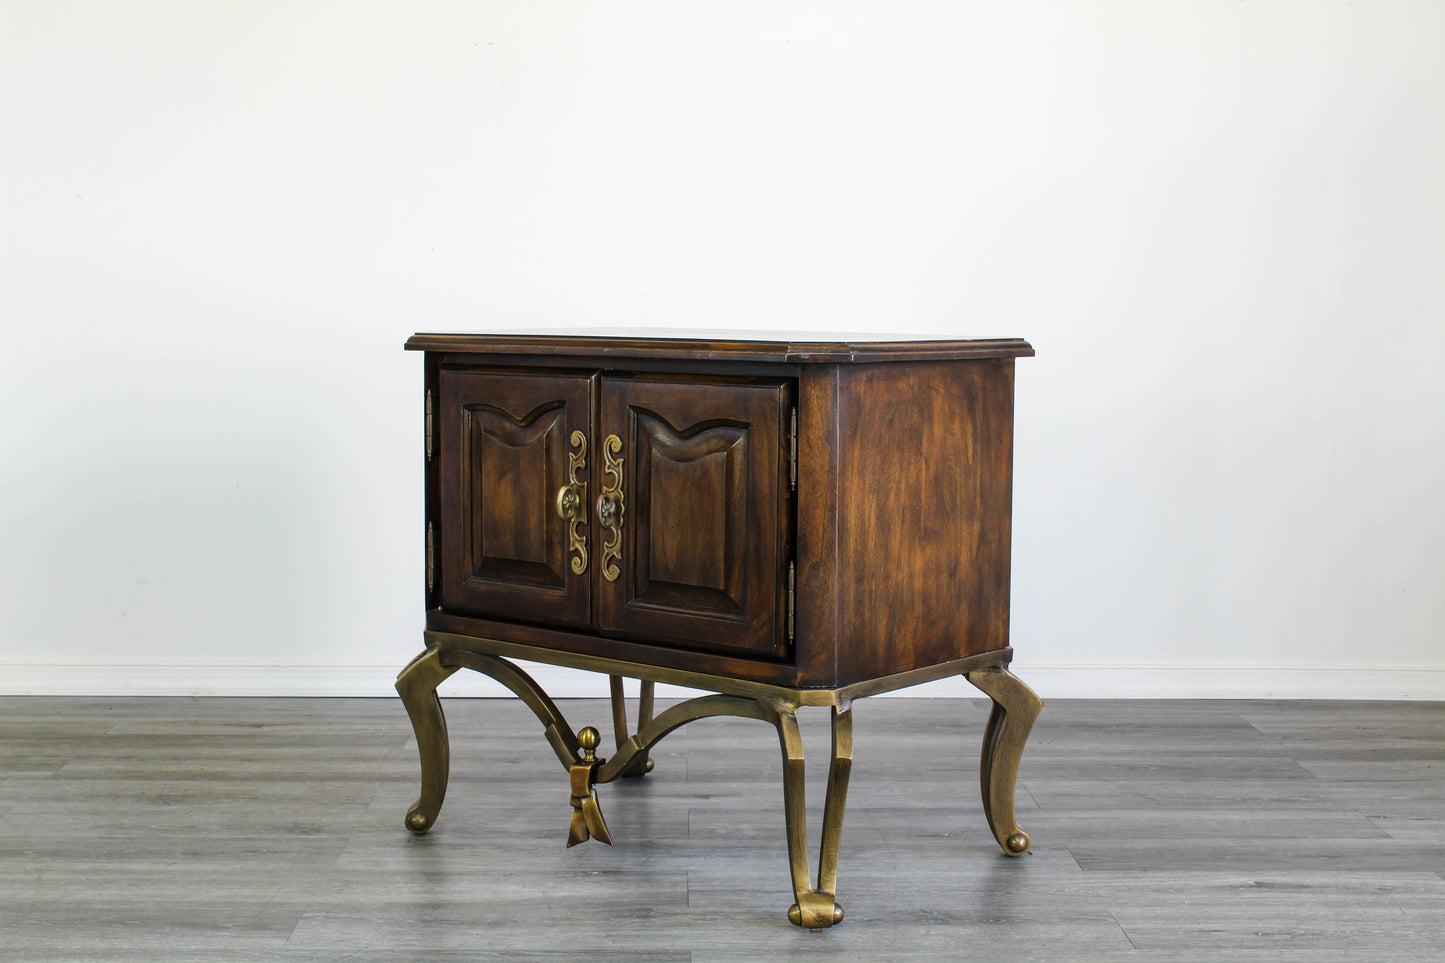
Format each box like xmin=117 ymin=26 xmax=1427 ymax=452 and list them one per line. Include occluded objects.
xmin=556 ymin=430 xmax=588 ymax=574
xmin=597 ymin=433 xmax=624 ymax=582
xmin=556 ymin=485 xmax=582 ymax=520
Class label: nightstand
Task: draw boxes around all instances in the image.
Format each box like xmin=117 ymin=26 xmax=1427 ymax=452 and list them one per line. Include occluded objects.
xmin=396 ymin=330 xmax=1041 ymax=928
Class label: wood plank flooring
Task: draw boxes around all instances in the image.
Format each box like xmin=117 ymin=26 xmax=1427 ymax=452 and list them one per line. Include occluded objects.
xmin=1 ymin=695 xmax=1442 ymax=961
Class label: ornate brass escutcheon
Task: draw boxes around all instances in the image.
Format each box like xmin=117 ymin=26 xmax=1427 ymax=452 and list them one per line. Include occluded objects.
xmin=596 ymin=433 xmax=624 ymax=581
xmin=555 ymin=429 xmax=589 ymax=575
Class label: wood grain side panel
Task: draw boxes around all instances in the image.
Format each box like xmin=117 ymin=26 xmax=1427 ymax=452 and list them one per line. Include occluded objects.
xmin=833 ymin=360 xmax=1016 ymax=684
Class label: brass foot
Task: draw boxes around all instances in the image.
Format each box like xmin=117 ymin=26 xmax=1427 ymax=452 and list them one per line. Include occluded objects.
xmin=395 ymin=648 xmax=460 ymax=834
xmin=964 ymin=666 xmax=1043 ymax=857
xmin=788 ymin=893 xmax=844 ymax=930
xmin=772 ymin=703 xmax=854 ymax=928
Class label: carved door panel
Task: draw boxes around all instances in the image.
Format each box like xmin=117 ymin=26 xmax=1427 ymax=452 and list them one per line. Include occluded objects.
xmin=437 ymin=369 xmax=594 ymax=628
xmin=596 ymin=376 xmax=793 ymax=658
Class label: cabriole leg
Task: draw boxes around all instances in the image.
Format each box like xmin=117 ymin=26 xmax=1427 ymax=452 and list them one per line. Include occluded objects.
xmin=772 ymin=703 xmax=854 ymax=930
xmin=965 ymin=666 xmax=1043 ymax=856
xmin=395 ymin=648 xmax=460 ymax=834
xmin=400 ymin=648 xmax=586 ymax=840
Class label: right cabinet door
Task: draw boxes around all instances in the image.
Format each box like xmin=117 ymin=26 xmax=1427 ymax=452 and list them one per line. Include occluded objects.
xmin=596 ymin=376 xmax=794 ymax=658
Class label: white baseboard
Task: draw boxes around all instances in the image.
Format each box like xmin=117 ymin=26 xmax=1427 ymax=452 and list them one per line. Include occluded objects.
xmin=2 ymin=661 xmax=1443 ymax=700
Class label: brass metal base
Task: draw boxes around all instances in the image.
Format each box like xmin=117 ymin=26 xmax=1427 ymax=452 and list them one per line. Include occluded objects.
xmin=395 ymin=638 xmax=1042 ymax=927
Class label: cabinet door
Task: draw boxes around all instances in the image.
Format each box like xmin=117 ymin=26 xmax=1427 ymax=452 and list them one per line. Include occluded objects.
xmin=596 ymin=376 xmax=793 ymax=658
xmin=436 ymin=368 xmax=593 ymax=628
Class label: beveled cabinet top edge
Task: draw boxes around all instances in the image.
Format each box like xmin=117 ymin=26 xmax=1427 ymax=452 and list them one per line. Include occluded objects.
xmin=405 ymin=330 xmax=1034 ymax=363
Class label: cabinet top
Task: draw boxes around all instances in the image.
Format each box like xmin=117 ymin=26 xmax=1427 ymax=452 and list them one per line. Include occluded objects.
xmin=405 ymin=329 xmax=1033 ymax=364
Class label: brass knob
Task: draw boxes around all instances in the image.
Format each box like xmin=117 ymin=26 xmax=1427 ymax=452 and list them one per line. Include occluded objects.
xmin=578 ymin=726 xmax=601 ymax=762
xmin=556 ymin=484 xmax=581 ymax=521
xmin=596 ymin=492 xmax=619 ymax=527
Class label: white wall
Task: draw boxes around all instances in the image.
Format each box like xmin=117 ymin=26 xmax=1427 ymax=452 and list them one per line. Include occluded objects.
xmin=3 ymin=1 xmax=1442 ymax=699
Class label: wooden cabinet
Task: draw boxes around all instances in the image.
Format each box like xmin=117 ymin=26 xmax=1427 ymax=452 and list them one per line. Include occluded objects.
xmin=398 ymin=331 xmax=1044 ymax=929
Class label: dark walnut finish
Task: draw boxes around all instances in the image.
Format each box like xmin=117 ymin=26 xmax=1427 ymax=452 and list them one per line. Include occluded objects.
xmin=397 ymin=331 xmax=1043 ymax=929
xmin=598 ymin=374 xmax=794 ymax=659
xmin=437 ymin=368 xmax=594 ymax=628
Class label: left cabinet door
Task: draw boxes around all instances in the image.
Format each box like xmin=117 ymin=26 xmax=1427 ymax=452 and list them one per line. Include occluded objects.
xmin=436 ymin=368 xmax=594 ymax=628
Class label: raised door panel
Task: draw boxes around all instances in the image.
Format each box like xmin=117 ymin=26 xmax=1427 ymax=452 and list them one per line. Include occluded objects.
xmin=437 ymin=368 xmax=593 ymax=628
xmin=597 ymin=376 xmax=793 ymax=658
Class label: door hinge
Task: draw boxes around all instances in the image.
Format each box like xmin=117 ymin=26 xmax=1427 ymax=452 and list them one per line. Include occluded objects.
xmin=425 ymin=390 xmax=433 ymax=462
xmin=786 ymin=561 xmax=796 ymax=644
xmin=788 ymin=406 xmax=797 ymax=491
xmin=426 ymin=521 xmax=435 ymax=593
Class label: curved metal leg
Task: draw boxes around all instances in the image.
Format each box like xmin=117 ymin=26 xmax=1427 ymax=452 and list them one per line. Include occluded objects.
xmin=608 ymin=675 xmax=655 ymax=777
xmin=444 ymin=650 xmax=581 ymax=769
xmin=596 ymin=694 xmax=772 ymax=783
xmin=609 ymin=675 xmax=626 ymax=746
xmin=395 ymin=648 xmax=460 ymax=834
xmin=637 ymin=680 xmax=655 ymax=766
xmin=398 ymin=647 xmax=587 ymax=837
xmin=398 ymin=647 xmax=861 ymax=925
xmin=771 ymin=703 xmax=853 ymax=930
xmin=598 ymin=693 xmax=855 ymax=925
xmin=965 ymin=666 xmax=1043 ymax=857
xmin=817 ymin=705 xmax=853 ymax=902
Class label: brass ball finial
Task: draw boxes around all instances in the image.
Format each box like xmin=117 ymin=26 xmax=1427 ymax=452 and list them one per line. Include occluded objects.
xmin=578 ymin=726 xmax=600 ymax=760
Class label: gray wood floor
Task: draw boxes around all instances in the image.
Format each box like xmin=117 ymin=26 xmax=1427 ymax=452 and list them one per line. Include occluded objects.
xmin=2 ymin=694 xmax=1442 ymax=962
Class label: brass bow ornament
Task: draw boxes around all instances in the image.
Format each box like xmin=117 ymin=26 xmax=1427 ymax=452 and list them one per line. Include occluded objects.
xmin=566 ymin=727 xmax=613 ymax=848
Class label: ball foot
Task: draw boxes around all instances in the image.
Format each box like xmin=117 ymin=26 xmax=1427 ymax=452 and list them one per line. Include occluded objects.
xmin=788 ymin=894 xmax=844 ymax=929
xmin=404 ymin=807 xmax=436 ymax=834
